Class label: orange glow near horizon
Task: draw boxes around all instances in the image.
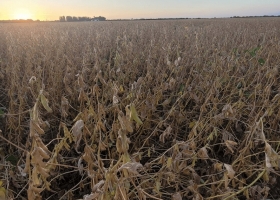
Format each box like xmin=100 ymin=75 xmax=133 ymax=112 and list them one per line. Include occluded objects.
xmin=1 ymin=4 xmax=49 ymax=21
xmin=1 ymin=1 xmax=279 ymax=21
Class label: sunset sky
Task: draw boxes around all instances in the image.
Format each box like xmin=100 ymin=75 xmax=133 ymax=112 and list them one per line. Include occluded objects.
xmin=0 ymin=0 xmax=279 ymax=21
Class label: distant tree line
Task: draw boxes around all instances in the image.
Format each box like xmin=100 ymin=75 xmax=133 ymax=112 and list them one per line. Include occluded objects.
xmin=1 ymin=15 xmax=279 ymax=24
xmin=59 ymin=16 xmax=106 ymax=22
xmin=230 ymin=15 xmax=280 ymax=18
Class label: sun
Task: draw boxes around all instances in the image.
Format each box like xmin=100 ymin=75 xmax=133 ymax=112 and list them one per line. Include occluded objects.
xmin=13 ymin=8 xmax=32 ymax=20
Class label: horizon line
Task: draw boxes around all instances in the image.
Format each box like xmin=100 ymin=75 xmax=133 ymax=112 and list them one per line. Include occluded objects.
xmin=1 ymin=14 xmax=280 ymax=22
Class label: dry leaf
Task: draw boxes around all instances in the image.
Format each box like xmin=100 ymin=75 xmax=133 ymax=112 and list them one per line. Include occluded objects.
xmin=116 ymin=129 xmax=130 ymax=153
xmin=222 ymin=104 xmax=234 ymax=116
xmin=83 ymin=193 xmax=99 ymax=200
xmin=40 ymin=93 xmax=53 ymax=113
xmin=129 ymin=103 xmax=143 ymax=125
xmin=155 ymin=180 xmax=161 ymax=194
xmin=39 ymin=120 xmax=50 ymax=131
xmin=113 ymin=95 xmax=119 ymax=104
xmin=118 ymin=162 xmax=143 ymax=175
xmin=189 ymin=121 xmax=196 ymax=128
xmin=167 ymin=157 xmax=172 ymax=169
xmin=118 ymin=111 xmax=133 ymax=133
xmin=71 ymin=120 xmax=84 ymax=153
xmin=61 ymin=96 xmax=69 ymax=117
xmin=159 ymin=126 xmax=172 ymax=143
xmin=197 ymin=147 xmax=209 ymax=159
xmin=224 ymin=163 xmax=235 ymax=179
xmin=162 ymin=98 xmax=171 ymax=106
xmin=78 ymin=157 xmax=83 ymax=175
xmin=194 ymin=193 xmax=204 ymax=200
xmin=225 ymin=140 xmax=237 ymax=153
xmin=0 ymin=181 xmax=6 ymax=200
xmin=172 ymin=192 xmax=182 ymax=200
xmin=214 ymin=163 xmax=223 ymax=172
xmin=265 ymin=153 xmax=272 ymax=170
xmin=265 ymin=142 xmax=279 ymax=169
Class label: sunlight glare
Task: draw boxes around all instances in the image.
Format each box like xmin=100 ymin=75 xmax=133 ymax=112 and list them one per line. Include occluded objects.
xmin=13 ymin=9 xmax=32 ymax=20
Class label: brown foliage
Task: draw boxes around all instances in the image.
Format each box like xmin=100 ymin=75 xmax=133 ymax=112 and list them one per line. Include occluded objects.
xmin=0 ymin=18 xmax=280 ymax=199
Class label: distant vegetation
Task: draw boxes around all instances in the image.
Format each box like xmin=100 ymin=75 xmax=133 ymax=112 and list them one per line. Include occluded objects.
xmin=59 ymin=16 xmax=106 ymax=22
xmin=0 ymin=18 xmax=280 ymax=200
xmin=0 ymin=14 xmax=280 ymax=23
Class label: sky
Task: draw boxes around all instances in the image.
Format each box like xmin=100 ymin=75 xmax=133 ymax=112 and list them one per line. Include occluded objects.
xmin=0 ymin=0 xmax=279 ymax=21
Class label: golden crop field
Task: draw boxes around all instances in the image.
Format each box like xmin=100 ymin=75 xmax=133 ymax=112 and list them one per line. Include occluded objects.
xmin=0 ymin=18 xmax=280 ymax=199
